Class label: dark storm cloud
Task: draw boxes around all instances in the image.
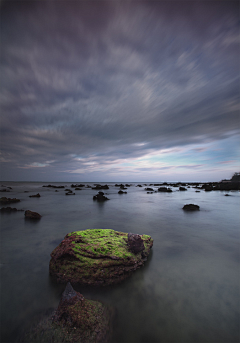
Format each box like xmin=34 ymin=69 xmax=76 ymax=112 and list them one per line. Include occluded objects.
xmin=0 ymin=0 xmax=239 ymax=180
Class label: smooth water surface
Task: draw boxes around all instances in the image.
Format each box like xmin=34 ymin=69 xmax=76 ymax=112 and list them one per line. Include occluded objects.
xmin=0 ymin=182 xmax=239 ymax=342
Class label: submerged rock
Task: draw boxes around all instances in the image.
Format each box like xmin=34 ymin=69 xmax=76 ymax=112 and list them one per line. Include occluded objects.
xmin=25 ymin=210 xmax=42 ymax=219
xmin=182 ymin=204 xmax=200 ymax=211
xmin=49 ymin=228 xmax=153 ymax=286
xmin=20 ymin=282 xmax=114 ymax=343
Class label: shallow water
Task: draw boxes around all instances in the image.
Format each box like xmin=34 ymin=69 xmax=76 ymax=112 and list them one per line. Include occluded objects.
xmin=0 ymin=182 xmax=239 ymax=342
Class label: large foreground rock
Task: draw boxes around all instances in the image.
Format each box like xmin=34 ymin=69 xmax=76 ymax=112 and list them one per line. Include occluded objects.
xmin=49 ymin=228 xmax=153 ymax=286
xmin=20 ymin=282 xmax=113 ymax=343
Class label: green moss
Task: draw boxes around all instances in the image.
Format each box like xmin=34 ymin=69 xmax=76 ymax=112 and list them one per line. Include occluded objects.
xmin=50 ymin=228 xmax=153 ymax=285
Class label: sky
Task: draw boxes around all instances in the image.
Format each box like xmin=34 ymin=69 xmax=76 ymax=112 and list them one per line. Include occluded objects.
xmin=0 ymin=0 xmax=239 ymax=182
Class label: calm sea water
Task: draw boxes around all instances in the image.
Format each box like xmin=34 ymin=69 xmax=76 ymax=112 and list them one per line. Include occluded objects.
xmin=0 ymin=182 xmax=239 ymax=343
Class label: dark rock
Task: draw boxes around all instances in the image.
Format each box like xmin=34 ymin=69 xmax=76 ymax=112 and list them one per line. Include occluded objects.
xmin=127 ymin=233 xmax=145 ymax=254
xmin=125 ymin=184 xmax=131 ymax=187
xmin=65 ymin=192 xmax=75 ymax=195
xmin=21 ymin=282 xmax=114 ymax=343
xmin=75 ymin=187 xmax=82 ymax=190
xmin=42 ymin=185 xmax=65 ymax=188
xmin=25 ymin=210 xmax=42 ymax=219
xmin=195 ymin=190 xmax=200 ymax=192
xmin=136 ymin=185 xmax=142 ymax=187
xmin=118 ymin=190 xmax=127 ymax=194
xmin=0 ymin=197 xmax=20 ymax=204
xmin=225 ymin=194 xmax=231 ymax=196
xmin=29 ymin=193 xmax=41 ymax=198
xmin=93 ymin=192 xmax=109 ymax=201
xmin=0 ymin=188 xmax=10 ymax=192
xmin=158 ymin=187 xmax=172 ymax=192
xmin=145 ymin=187 xmax=154 ymax=191
xmin=0 ymin=207 xmax=18 ymax=212
xmin=24 ymin=191 xmax=29 ymax=193
xmin=49 ymin=228 xmax=153 ymax=286
xmin=92 ymin=185 xmax=109 ymax=190
xmin=119 ymin=185 xmax=127 ymax=189
xmin=182 ymin=204 xmax=200 ymax=211
xmin=179 ymin=187 xmax=187 ymax=191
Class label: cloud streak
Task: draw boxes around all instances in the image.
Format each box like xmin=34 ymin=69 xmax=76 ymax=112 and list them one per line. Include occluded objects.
xmin=0 ymin=0 xmax=239 ymax=181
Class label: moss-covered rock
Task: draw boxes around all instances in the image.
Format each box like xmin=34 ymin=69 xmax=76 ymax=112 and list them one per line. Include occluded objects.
xmin=49 ymin=229 xmax=153 ymax=286
xmin=20 ymin=283 xmax=113 ymax=343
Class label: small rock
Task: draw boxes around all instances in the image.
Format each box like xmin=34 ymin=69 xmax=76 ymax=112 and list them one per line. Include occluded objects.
xmin=29 ymin=193 xmax=41 ymax=198
xmin=93 ymin=192 xmax=109 ymax=201
xmin=25 ymin=210 xmax=42 ymax=219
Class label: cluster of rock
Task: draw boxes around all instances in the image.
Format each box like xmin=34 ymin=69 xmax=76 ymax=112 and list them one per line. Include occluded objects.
xmin=92 ymin=184 xmax=109 ymax=190
xmin=0 ymin=207 xmax=23 ymax=212
xmin=0 ymin=197 xmax=20 ymax=204
xmin=42 ymin=185 xmax=65 ymax=188
xmin=49 ymin=228 xmax=153 ymax=286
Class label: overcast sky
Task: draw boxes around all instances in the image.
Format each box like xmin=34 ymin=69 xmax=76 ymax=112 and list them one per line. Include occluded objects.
xmin=0 ymin=0 xmax=239 ymax=182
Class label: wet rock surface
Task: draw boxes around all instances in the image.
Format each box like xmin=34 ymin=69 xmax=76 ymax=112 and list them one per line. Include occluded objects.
xmin=20 ymin=282 xmax=114 ymax=343
xmin=49 ymin=228 xmax=153 ymax=286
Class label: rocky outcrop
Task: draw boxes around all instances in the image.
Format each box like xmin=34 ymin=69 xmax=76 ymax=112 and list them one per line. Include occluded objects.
xmin=0 ymin=197 xmax=20 ymax=204
xmin=49 ymin=228 xmax=153 ymax=286
xmin=182 ymin=204 xmax=200 ymax=211
xmin=25 ymin=210 xmax=42 ymax=219
xmin=29 ymin=193 xmax=41 ymax=198
xmin=179 ymin=187 xmax=187 ymax=191
xmin=20 ymin=282 xmax=114 ymax=343
xmin=145 ymin=188 xmax=154 ymax=191
xmin=93 ymin=192 xmax=109 ymax=201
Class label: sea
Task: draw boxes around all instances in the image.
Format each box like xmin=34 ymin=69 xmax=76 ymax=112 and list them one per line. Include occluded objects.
xmin=0 ymin=182 xmax=239 ymax=343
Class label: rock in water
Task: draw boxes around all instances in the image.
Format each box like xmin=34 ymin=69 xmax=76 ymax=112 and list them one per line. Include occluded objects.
xmin=0 ymin=197 xmax=20 ymax=204
xmin=49 ymin=228 xmax=153 ymax=285
xmin=20 ymin=282 xmax=114 ymax=343
xmin=25 ymin=210 xmax=42 ymax=219
xmin=182 ymin=204 xmax=200 ymax=211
